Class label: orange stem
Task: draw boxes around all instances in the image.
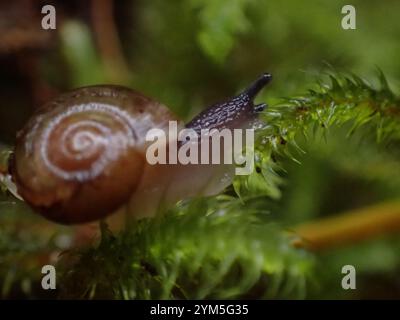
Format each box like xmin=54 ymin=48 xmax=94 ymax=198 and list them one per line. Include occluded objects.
xmin=293 ymin=201 xmax=400 ymax=251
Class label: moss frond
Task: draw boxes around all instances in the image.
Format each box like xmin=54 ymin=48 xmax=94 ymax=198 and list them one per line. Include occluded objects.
xmin=235 ymin=72 xmax=400 ymax=200
xmin=59 ymin=197 xmax=313 ymax=299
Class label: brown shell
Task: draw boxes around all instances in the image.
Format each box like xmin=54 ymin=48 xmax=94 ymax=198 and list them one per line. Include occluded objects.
xmin=11 ymin=85 xmax=176 ymax=224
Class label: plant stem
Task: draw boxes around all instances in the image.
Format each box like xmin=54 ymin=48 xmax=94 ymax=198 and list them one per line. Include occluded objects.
xmin=293 ymin=200 xmax=400 ymax=251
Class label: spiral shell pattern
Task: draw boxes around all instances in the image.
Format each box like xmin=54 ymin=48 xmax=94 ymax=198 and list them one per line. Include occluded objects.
xmin=40 ymin=103 xmax=137 ymax=181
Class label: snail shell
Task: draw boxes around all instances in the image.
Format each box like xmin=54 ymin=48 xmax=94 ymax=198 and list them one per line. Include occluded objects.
xmin=10 ymin=74 xmax=271 ymax=224
xmin=10 ymin=85 xmax=178 ymax=224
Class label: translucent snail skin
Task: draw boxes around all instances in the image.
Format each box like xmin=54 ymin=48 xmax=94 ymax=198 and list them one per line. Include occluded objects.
xmin=9 ymin=73 xmax=272 ymax=224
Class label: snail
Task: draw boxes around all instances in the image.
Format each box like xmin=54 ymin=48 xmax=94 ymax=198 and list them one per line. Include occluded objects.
xmin=8 ymin=73 xmax=272 ymax=224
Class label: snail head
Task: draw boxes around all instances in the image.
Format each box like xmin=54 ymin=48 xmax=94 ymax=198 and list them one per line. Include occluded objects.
xmin=186 ymin=73 xmax=272 ymax=132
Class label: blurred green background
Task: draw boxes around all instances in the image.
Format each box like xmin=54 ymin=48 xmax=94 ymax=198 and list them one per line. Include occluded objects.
xmin=0 ymin=0 xmax=400 ymax=299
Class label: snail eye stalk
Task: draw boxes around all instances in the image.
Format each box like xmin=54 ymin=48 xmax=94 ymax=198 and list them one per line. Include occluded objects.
xmin=244 ymin=73 xmax=272 ymax=100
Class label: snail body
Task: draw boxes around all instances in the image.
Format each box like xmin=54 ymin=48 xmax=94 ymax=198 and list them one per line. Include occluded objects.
xmin=10 ymin=74 xmax=271 ymax=224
